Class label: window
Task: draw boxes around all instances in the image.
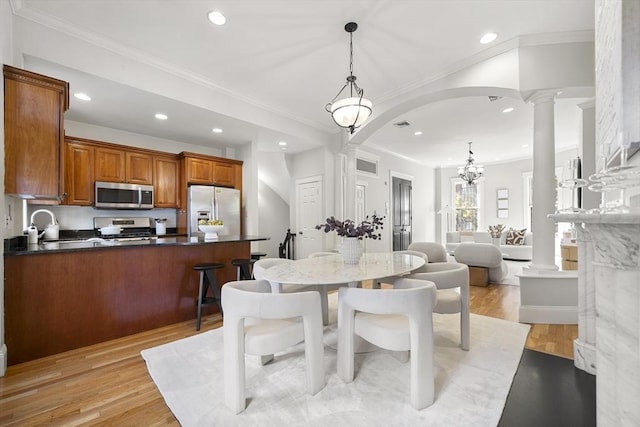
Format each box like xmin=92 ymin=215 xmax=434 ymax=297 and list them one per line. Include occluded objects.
xmin=453 ymin=180 xmax=481 ymax=231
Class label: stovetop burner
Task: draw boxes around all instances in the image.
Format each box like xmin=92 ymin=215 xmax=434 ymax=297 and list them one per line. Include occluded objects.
xmin=100 ymin=231 xmax=154 ymax=240
xmin=93 ymin=216 xmax=154 ymax=240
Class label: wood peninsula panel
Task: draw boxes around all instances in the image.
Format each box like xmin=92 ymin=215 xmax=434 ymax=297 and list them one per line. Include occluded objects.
xmin=3 ymin=65 xmax=69 ymax=197
xmin=4 ymin=241 xmax=250 ymax=366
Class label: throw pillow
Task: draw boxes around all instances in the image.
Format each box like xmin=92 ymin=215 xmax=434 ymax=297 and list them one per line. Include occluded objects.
xmin=506 ymin=228 xmax=527 ymax=245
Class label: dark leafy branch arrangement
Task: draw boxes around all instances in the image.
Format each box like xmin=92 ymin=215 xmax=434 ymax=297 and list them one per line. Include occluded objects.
xmin=315 ymin=215 xmax=385 ymax=240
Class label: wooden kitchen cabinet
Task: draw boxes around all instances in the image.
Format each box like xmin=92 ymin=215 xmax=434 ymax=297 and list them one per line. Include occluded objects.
xmin=3 ymin=65 xmax=69 ymax=198
xmin=63 ymin=140 xmax=94 ymax=205
xmin=182 ymin=154 xmax=237 ymax=187
xmin=94 ymin=146 xmax=125 ymax=182
xmin=185 ymin=156 xmax=214 ymax=184
xmin=213 ymin=161 xmax=235 ymax=187
xmin=94 ymin=146 xmax=153 ymax=185
xmin=126 ymin=151 xmax=153 ymax=184
xmin=153 ymin=155 xmax=179 ymax=208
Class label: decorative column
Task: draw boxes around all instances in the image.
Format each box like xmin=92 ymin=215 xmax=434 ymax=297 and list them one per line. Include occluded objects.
xmin=526 ymin=90 xmax=560 ymax=271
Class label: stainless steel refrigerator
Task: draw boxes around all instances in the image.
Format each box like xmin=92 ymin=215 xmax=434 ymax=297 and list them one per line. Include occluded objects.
xmin=188 ymin=185 xmax=241 ymax=237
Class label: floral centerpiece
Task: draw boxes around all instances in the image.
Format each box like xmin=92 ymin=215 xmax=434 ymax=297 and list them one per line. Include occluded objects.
xmin=315 ymin=215 xmax=384 ymax=240
xmin=488 ymin=224 xmax=505 ymax=239
xmin=316 ymin=215 xmax=384 ymax=263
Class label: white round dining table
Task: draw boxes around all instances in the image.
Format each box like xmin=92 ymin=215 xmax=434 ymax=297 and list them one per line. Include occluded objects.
xmin=262 ymin=252 xmax=426 ymax=292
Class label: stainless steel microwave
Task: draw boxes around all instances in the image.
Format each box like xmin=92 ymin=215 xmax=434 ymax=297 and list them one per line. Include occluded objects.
xmin=95 ymin=181 xmax=154 ymax=209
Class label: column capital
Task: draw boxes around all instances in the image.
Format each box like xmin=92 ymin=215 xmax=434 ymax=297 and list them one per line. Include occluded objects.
xmin=578 ymin=98 xmax=596 ymax=110
xmin=525 ymin=89 xmax=561 ymax=105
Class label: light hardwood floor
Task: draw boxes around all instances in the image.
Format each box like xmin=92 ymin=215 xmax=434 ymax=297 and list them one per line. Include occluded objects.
xmin=0 ymin=283 xmax=577 ymax=425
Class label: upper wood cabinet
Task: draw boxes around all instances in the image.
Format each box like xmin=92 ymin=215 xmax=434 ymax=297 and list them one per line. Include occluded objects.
xmin=185 ymin=157 xmax=214 ymax=184
xmin=126 ymin=151 xmax=153 ymax=185
xmin=94 ymin=147 xmax=125 ymax=183
xmin=182 ymin=154 xmax=239 ymax=187
xmin=153 ymin=155 xmax=179 ymax=208
xmin=94 ymin=147 xmax=153 ymax=185
xmin=3 ymin=65 xmax=69 ymax=198
xmin=63 ymin=140 xmax=94 ymax=206
xmin=213 ymin=162 xmax=235 ymax=187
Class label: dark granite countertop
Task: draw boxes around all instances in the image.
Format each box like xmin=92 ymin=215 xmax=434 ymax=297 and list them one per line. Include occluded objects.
xmin=4 ymin=235 xmax=269 ymax=256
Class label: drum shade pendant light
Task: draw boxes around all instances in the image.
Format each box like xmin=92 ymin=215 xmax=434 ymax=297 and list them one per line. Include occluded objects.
xmin=458 ymin=142 xmax=484 ymax=184
xmin=326 ymin=22 xmax=372 ymax=134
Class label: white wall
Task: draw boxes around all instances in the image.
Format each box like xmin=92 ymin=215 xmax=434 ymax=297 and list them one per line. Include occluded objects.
xmin=255 ymin=150 xmax=293 ymax=257
xmin=257 ymin=179 xmax=289 ymax=258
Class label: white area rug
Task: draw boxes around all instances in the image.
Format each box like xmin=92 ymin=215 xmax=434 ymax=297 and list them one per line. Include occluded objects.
xmin=142 ymin=297 xmax=530 ymax=427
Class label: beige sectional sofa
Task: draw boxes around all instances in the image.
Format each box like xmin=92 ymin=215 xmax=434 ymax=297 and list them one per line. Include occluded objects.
xmin=446 ymin=230 xmax=533 ymax=261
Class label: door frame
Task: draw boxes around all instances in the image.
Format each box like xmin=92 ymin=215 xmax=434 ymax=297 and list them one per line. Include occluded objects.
xmin=389 ymin=170 xmax=414 ymax=252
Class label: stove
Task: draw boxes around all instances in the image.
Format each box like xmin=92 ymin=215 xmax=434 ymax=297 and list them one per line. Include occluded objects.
xmin=93 ymin=217 xmax=155 ymax=240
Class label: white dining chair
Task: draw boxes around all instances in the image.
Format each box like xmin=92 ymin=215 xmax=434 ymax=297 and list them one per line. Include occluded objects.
xmin=337 ymin=277 xmax=438 ymax=410
xmin=222 ymin=279 xmax=325 ymax=414
xmin=254 ymin=257 xmax=335 ymax=325
xmin=408 ymin=262 xmax=470 ymax=350
xmin=375 ymin=250 xmax=429 ymax=288
xmin=407 ymin=241 xmax=448 ymax=263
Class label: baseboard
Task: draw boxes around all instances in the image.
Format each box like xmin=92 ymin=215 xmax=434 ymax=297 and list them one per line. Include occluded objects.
xmin=519 ymin=305 xmax=577 ymax=324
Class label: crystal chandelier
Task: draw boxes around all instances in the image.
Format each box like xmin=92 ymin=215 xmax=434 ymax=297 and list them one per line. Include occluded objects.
xmin=325 ymin=22 xmax=372 ymax=134
xmin=457 ymin=141 xmax=484 ymax=184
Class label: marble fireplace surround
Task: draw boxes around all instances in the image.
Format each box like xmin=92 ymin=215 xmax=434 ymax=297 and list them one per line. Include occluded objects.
xmin=550 ymin=212 xmax=639 ymax=426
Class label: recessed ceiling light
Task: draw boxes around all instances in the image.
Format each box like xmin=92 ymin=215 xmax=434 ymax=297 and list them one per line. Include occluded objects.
xmin=278 ymin=141 xmax=288 ymax=146
xmin=414 ymin=131 xmax=423 ymax=136
xmin=207 ymin=10 xmax=226 ymax=26
xmin=212 ymin=128 xmax=223 ymax=133
xmin=74 ymin=92 xmax=91 ymax=101
xmin=480 ymin=32 xmax=497 ymax=44
xmin=155 ymin=113 xmax=168 ymax=120
xmin=502 ymin=107 xmax=514 ymax=113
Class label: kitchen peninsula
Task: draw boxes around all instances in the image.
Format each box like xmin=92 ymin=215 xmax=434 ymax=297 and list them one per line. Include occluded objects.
xmin=4 ymin=235 xmax=267 ymax=366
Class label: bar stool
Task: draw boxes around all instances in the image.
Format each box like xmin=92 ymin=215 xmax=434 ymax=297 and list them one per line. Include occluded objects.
xmin=251 ymin=251 xmax=267 ymax=261
xmin=231 ymin=258 xmax=256 ymax=280
xmin=193 ymin=262 xmax=224 ymax=331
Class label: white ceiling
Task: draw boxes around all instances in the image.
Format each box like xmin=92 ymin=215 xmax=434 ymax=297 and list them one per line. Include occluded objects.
xmin=16 ymin=0 xmax=595 ymax=167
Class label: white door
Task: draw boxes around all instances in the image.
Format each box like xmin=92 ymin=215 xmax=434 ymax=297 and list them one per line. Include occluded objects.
xmin=295 ymin=177 xmax=323 ymax=259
